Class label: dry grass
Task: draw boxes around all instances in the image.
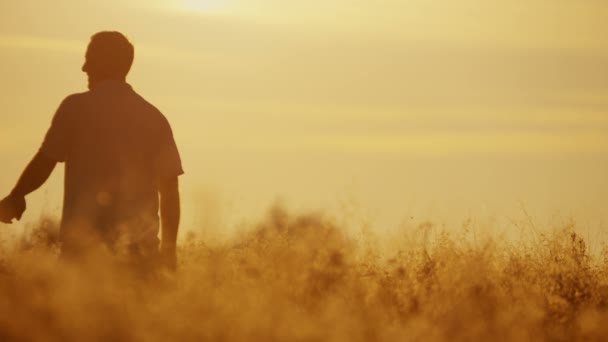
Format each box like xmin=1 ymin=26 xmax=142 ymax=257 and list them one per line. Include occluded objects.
xmin=1 ymin=206 xmax=608 ymax=341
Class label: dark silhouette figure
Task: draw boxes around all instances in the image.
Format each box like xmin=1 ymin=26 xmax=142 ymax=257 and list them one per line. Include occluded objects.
xmin=0 ymin=31 xmax=183 ymax=270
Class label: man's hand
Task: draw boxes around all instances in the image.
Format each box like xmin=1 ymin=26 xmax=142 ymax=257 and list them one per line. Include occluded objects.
xmin=0 ymin=193 xmax=26 ymax=224
xmin=159 ymin=244 xmax=177 ymax=272
xmin=1 ymin=152 xmax=56 ymax=225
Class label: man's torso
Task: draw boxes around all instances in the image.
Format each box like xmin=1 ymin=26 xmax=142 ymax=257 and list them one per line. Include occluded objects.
xmin=40 ymin=81 xmax=183 ymax=253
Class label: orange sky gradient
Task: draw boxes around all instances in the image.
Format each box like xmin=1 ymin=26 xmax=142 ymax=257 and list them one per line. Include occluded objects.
xmin=1 ymin=0 xmax=607 ymax=242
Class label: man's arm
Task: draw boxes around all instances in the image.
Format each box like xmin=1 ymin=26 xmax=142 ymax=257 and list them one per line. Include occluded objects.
xmin=0 ymin=152 xmax=57 ymax=224
xmin=159 ymin=176 xmax=180 ymax=270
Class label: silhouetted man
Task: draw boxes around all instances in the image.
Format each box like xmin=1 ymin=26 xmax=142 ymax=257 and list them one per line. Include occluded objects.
xmin=0 ymin=31 xmax=183 ymax=270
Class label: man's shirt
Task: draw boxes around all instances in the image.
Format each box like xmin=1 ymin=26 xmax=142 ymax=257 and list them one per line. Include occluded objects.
xmin=40 ymin=80 xmax=183 ymax=253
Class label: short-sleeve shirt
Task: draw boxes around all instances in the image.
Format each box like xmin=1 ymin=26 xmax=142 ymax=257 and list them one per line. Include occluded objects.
xmin=40 ymin=81 xmax=183 ymax=253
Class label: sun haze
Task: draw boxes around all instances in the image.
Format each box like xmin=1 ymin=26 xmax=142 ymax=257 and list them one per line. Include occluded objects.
xmin=0 ymin=0 xmax=607 ymax=238
xmin=176 ymin=0 xmax=236 ymax=13
xmin=4 ymin=2 xmax=608 ymax=341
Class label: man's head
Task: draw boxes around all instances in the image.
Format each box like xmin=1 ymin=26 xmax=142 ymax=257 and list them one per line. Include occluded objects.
xmin=82 ymin=31 xmax=134 ymax=89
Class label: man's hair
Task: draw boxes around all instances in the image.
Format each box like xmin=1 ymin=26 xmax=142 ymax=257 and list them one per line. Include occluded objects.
xmin=86 ymin=31 xmax=134 ymax=78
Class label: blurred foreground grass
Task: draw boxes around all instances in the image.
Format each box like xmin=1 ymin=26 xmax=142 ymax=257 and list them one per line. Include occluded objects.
xmin=1 ymin=206 xmax=608 ymax=341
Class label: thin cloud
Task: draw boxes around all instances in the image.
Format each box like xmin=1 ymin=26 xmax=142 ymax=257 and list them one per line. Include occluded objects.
xmin=0 ymin=34 xmax=81 ymax=53
xmin=0 ymin=33 xmax=201 ymax=64
xmin=305 ymin=131 xmax=608 ymax=156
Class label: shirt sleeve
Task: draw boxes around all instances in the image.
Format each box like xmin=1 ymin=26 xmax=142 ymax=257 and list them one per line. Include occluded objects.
xmin=39 ymin=97 xmax=73 ymax=162
xmin=156 ymin=118 xmax=184 ymax=180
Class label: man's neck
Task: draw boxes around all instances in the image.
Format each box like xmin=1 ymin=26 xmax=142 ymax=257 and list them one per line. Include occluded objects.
xmin=89 ymin=77 xmax=127 ymax=90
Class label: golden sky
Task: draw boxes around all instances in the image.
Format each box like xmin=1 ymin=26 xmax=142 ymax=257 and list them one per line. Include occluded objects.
xmin=1 ymin=0 xmax=607 ymax=238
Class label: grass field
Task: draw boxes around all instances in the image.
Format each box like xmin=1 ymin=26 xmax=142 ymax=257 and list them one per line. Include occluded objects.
xmin=1 ymin=206 xmax=608 ymax=341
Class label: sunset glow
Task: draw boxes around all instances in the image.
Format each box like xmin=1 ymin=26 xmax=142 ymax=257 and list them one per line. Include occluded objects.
xmin=3 ymin=1 xmax=608 ymax=340
xmin=0 ymin=0 xmax=607 ymax=240
xmin=179 ymin=0 xmax=235 ymax=13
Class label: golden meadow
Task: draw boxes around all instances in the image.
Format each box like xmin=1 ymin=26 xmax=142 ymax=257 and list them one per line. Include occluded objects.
xmin=1 ymin=206 xmax=608 ymax=341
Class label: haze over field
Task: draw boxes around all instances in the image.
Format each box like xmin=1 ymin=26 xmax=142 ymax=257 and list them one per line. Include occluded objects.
xmin=3 ymin=2 xmax=608 ymax=341
xmin=0 ymin=0 xmax=607 ymax=239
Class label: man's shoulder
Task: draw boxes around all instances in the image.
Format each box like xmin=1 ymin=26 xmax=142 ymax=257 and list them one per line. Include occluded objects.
xmin=131 ymin=91 xmax=170 ymax=125
xmin=59 ymin=91 xmax=91 ymax=109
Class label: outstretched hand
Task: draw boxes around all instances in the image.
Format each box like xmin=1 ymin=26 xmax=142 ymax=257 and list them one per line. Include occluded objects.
xmin=0 ymin=194 xmax=26 ymax=224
